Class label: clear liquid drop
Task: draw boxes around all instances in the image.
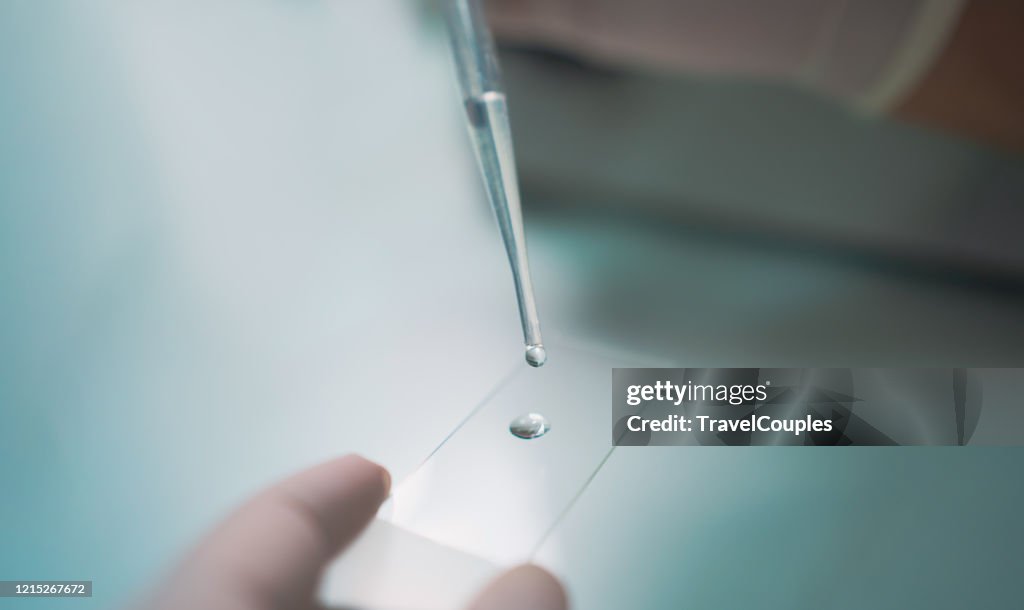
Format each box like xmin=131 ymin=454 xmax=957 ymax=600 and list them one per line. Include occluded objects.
xmin=525 ymin=344 xmax=547 ymax=367
xmin=509 ymin=413 xmax=550 ymax=440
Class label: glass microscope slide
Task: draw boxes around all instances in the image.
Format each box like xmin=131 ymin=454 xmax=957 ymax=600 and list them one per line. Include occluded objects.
xmin=380 ymin=343 xmax=661 ymax=564
xmin=322 ymin=343 xmax=664 ymax=609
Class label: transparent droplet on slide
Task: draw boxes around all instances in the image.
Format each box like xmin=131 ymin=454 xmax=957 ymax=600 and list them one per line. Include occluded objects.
xmin=510 ymin=413 xmax=550 ymax=440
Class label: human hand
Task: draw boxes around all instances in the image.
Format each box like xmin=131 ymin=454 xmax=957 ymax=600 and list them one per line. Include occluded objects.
xmin=140 ymin=455 xmax=568 ymax=610
xmin=485 ymin=0 xmax=1024 ymax=151
xmin=486 ymin=0 xmax=876 ymax=81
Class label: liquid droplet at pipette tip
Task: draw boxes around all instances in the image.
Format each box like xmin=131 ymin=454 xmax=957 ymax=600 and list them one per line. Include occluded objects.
xmin=525 ymin=344 xmax=547 ymax=367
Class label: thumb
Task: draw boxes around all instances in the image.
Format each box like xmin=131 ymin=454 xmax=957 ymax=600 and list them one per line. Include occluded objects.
xmin=467 ymin=564 xmax=569 ymax=610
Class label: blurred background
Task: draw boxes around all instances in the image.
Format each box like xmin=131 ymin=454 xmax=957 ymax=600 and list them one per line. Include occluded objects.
xmin=0 ymin=1 xmax=1021 ymax=609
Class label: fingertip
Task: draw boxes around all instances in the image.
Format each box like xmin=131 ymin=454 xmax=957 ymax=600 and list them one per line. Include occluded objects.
xmin=265 ymin=453 xmax=391 ymax=553
xmin=468 ymin=564 xmax=568 ymax=610
xmin=380 ymin=462 xmax=392 ymax=498
xmin=333 ymin=454 xmax=391 ymax=503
